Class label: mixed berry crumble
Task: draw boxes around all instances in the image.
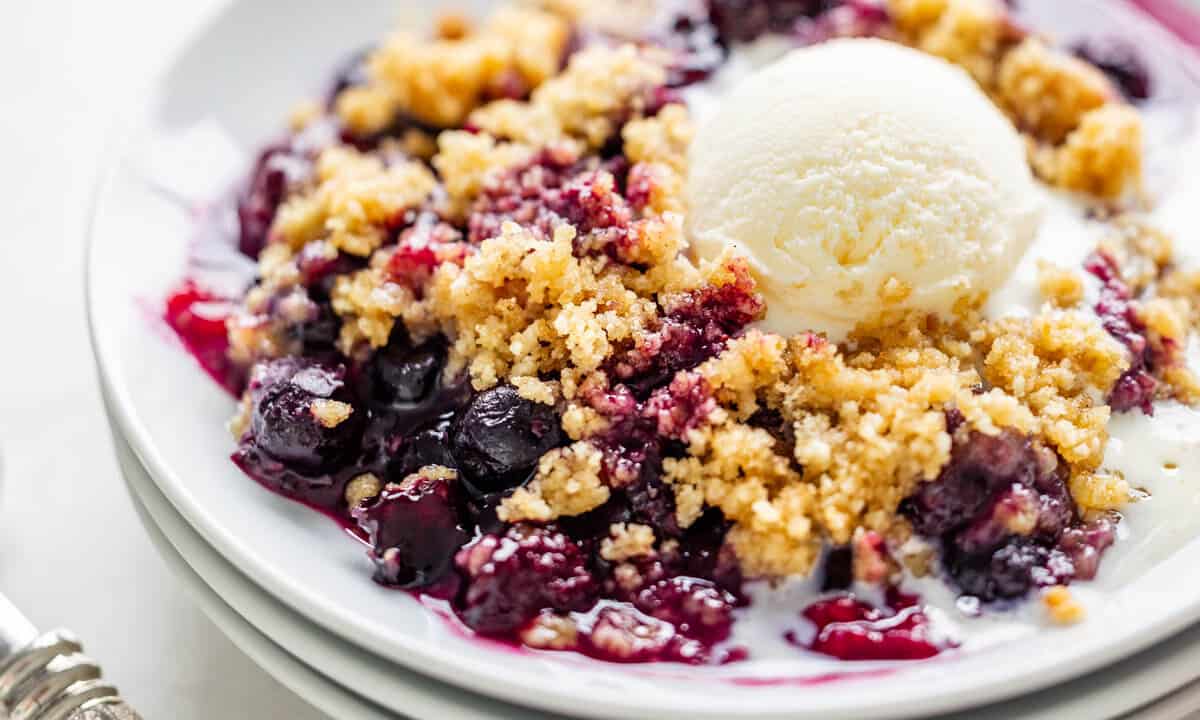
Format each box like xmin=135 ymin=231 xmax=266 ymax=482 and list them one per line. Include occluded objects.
xmin=167 ymin=0 xmax=1200 ymax=666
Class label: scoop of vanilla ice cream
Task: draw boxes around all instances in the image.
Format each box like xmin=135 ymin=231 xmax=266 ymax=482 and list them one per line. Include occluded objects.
xmin=687 ymin=39 xmax=1043 ymax=340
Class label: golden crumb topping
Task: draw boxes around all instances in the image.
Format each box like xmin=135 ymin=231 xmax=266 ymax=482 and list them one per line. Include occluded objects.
xmin=336 ymin=6 xmax=570 ymax=132
xmin=425 ymin=218 xmax=704 ymax=390
xmin=344 ymin=472 xmax=383 ymax=508
xmin=1037 ymin=261 xmax=1086 ymax=308
xmin=500 ymin=441 xmax=610 ymax=522
xmin=274 ymin=146 xmax=436 ymax=256
xmin=891 ymin=0 xmax=1013 ymax=86
xmin=1042 ymin=585 xmax=1086 ymax=624
xmin=891 ymin=0 xmax=1142 ymax=200
xmin=310 ymin=398 xmax=354 ymax=428
xmin=600 ymin=523 xmax=657 ymax=561
xmin=998 ymin=38 xmax=1114 ymax=145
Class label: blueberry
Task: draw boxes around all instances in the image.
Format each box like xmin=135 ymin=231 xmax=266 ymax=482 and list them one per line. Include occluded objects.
xmin=251 ymin=383 xmax=358 ymax=474
xmin=1072 ymin=37 xmax=1152 ymax=101
xmin=286 ymin=301 xmax=340 ymax=355
xmin=450 ymin=385 xmax=564 ymax=493
xmin=237 ymin=145 xmax=312 ymax=258
xmin=364 ymin=335 xmax=446 ymax=407
xmin=354 ymin=468 xmax=470 ymax=588
xmin=820 ymin=546 xmax=854 ymax=592
xmin=707 ymin=0 xmax=829 ymax=44
xmin=387 ymin=418 xmax=458 ymax=481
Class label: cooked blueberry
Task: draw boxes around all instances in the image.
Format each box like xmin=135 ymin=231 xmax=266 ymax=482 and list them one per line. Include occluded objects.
xmin=901 ymin=429 xmax=1105 ymax=601
xmin=1057 ymin=517 xmax=1117 ymax=581
xmin=353 ymin=468 xmax=470 ymax=588
xmin=708 ymin=0 xmax=829 ymax=44
xmin=821 ymin=546 xmax=854 ymax=591
xmin=285 ymin=301 xmax=341 ymax=354
xmin=251 ymin=384 xmax=357 ymax=473
xmin=237 ymin=145 xmax=312 ymax=258
xmin=364 ymin=334 xmax=446 ymax=407
xmin=904 ymin=431 xmax=1039 ymax=537
xmin=246 ymin=360 xmax=359 ymax=474
xmin=450 ymin=385 xmax=564 ymax=493
xmin=1072 ymin=37 xmax=1152 ymax=101
xmin=387 ymin=418 xmax=458 ymax=481
xmin=624 ymin=463 xmax=682 ymax=538
xmin=455 ymin=525 xmax=596 ymax=635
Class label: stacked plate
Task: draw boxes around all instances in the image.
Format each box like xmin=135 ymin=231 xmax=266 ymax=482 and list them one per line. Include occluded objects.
xmin=88 ymin=0 xmax=1200 ymax=717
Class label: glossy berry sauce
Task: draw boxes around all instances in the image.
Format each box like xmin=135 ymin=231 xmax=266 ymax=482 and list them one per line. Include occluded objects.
xmin=163 ymin=280 xmax=243 ymax=395
xmin=790 ymin=592 xmax=954 ymax=661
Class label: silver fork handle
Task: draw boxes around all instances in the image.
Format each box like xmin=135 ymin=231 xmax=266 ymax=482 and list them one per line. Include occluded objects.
xmin=0 ymin=630 xmax=142 ymax=720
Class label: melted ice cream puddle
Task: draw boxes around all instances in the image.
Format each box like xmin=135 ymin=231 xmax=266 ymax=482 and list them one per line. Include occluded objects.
xmin=1098 ymin=403 xmax=1200 ymax=585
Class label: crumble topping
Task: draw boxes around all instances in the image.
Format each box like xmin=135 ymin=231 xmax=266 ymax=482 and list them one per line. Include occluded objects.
xmin=890 ymin=0 xmax=1141 ymax=199
xmin=600 ymin=522 xmax=658 ymax=561
xmin=500 ymin=441 xmax=610 ymax=522
xmin=997 ymin=38 xmax=1114 ymax=145
xmin=331 ymin=265 xmax=422 ymax=352
xmin=1041 ymin=585 xmax=1086 ymax=625
xmin=890 ymin=0 xmax=1015 ymax=87
xmin=1037 ymin=261 xmax=1086 ymax=308
xmin=335 ymin=5 xmax=571 ymax=132
xmin=272 ymin=146 xmax=437 ymax=257
xmin=345 ymin=472 xmax=383 ymax=508
xmin=310 ymin=398 xmax=354 ymax=428
xmin=469 ymin=44 xmax=668 ymax=150
xmin=1035 ymin=104 xmax=1143 ymax=199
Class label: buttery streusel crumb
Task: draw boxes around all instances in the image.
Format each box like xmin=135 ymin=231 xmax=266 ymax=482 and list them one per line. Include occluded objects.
xmin=600 ymin=523 xmax=657 ymax=561
xmin=1037 ymin=261 xmax=1086 ymax=307
xmin=889 ymin=0 xmax=1012 ymax=87
xmin=1049 ymin=105 xmax=1143 ymax=199
xmin=1069 ymin=472 xmax=1130 ymax=512
xmin=499 ymin=441 xmax=609 ymax=522
xmin=273 ymin=146 xmax=437 ymax=257
xmin=998 ymin=37 xmax=1114 ymax=145
xmin=468 ymin=44 xmax=669 ymax=150
xmin=520 ymin=613 xmax=580 ymax=650
xmin=1042 ymin=585 xmax=1086 ymax=625
xmin=335 ymin=6 xmax=570 ymax=132
xmin=345 ymin=473 xmax=383 ymax=508
xmin=310 ymin=398 xmax=353 ymax=428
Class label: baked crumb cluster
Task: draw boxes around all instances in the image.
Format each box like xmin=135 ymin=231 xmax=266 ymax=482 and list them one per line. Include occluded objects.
xmin=891 ymin=0 xmax=1143 ymax=199
xmin=207 ymin=0 xmax=1200 ymax=660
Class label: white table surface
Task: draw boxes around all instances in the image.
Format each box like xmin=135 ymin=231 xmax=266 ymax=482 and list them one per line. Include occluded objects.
xmin=0 ymin=1 xmax=325 ymax=717
xmin=3 ymin=2 xmax=1200 ymax=719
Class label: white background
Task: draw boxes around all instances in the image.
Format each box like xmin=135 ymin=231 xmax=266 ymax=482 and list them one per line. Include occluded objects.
xmin=0 ymin=1 xmax=324 ymax=717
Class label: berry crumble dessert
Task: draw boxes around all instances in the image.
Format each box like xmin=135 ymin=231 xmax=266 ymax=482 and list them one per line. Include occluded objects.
xmin=164 ymin=0 xmax=1200 ymax=666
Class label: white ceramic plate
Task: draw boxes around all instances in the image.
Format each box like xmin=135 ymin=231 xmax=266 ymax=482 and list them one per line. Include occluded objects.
xmin=86 ymin=0 xmax=1200 ymax=717
xmin=107 ymin=393 xmax=1200 ymax=720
